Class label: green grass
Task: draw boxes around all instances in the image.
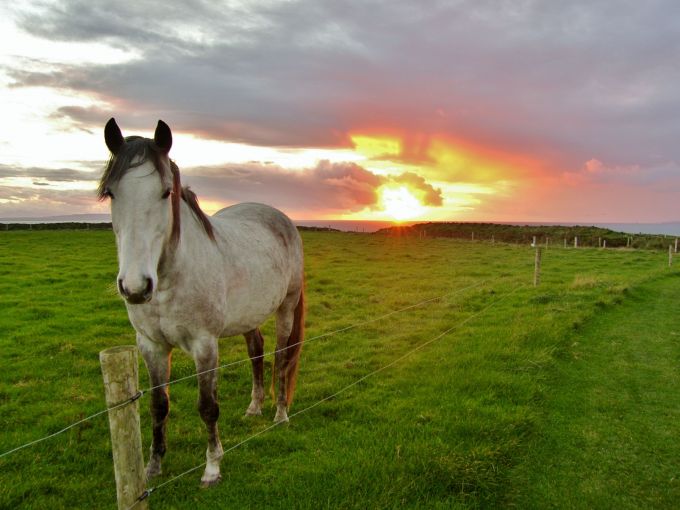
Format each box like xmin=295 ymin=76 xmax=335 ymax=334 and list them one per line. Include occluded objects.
xmin=505 ymin=273 xmax=680 ymax=508
xmin=0 ymin=231 xmax=676 ymax=509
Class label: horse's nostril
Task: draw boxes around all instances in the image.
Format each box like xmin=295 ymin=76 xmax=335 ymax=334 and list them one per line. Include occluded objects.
xmin=144 ymin=277 xmax=153 ymax=297
xmin=117 ymin=278 xmax=129 ymax=297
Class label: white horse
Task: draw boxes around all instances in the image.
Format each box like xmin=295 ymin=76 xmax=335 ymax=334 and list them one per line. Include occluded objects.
xmin=100 ymin=118 xmax=305 ymax=486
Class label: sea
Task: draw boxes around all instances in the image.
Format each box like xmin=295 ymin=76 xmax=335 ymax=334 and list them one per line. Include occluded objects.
xmin=2 ymin=214 xmax=680 ymax=236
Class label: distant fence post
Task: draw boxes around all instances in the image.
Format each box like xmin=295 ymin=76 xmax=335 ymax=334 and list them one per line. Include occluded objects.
xmin=534 ymin=247 xmax=542 ymax=286
xmin=574 ymin=236 xmax=578 ymax=248
xmin=675 ymin=238 xmax=678 ymax=253
xmin=603 ymin=239 xmax=607 ymax=249
xmin=100 ymin=346 xmax=148 ymax=510
xmin=563 ymin=237 xmax=567 ymax=248
xmin=471 ymin=231 xmax=475 ymax=241
xmin=531 ymin=235 xmax=536 ymax=247
xmin=598 ymin=237 xmax=602 ymax=248
xmin=669 ymin=245 xmax=673 ymax=268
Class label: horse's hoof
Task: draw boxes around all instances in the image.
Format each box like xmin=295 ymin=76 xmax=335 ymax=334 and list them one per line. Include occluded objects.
xmin=245 ymin=407 xmax=262 ymax=417
xmin=200 ymin=474 xmax=222 ymax=488
xmin=145 ymin=463 xmax=162 ymax=481
xmin=273 ymin=410 xmax=289 ymax=424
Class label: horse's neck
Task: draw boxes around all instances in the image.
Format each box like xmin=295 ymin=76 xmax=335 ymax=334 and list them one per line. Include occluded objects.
xmin=160 ymin=201 xmax=217 ymax=278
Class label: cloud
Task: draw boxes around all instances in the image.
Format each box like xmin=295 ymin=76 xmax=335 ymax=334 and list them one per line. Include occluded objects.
xmin=5 ymin=0 xmax=679 ymax=169
xmin=0 ymin=164 xmax=100 ymax=183
xmin=0 ymin=185 xmax=102 ymax=218
xmin=181 ymin=160 xmax=443 ymax=216
xmin=391 ymin=172 xmax=443 ymax=206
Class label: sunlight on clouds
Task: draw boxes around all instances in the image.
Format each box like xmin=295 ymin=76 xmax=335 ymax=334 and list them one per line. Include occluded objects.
xmin=351 ymin=135 xmax=401 ymax=160
xmin=380 ymin=186 xmax=424 ymax=221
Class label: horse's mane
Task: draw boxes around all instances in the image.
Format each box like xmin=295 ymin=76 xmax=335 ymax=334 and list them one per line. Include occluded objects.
xmin=98 ymin=137 xmax=215 ymax=242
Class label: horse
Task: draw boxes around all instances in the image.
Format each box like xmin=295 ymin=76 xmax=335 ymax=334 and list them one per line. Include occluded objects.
xmin=99 ymin=118 xmax=305 ymax=486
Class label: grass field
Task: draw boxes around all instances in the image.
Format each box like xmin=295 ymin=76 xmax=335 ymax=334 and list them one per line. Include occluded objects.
xmin=0 ymin=230 xmax=678 ymax=509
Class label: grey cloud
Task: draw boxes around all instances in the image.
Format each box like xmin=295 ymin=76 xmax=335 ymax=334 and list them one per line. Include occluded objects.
xmin=0 ymin=164 xmax=101 ymax=182
xmin=5 ymin=0 xmax=680 ymax=170
xmin=0 ymin=185 xmax=99 ymax=217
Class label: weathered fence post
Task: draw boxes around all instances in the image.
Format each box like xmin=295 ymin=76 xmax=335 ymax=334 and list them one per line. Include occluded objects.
xmin=100 ymin=346 xmax=148 ymax=510
xmin=531 ymin=235 xmax=536 ymax=247
xmin=491 ymin=234 xmax=495 ymax=244
xmin=669 ymin=245 xmax=673 ymax=267
xmin=603 ymin=239 xmax=607 ymax=249
xmin=574 ymin=236 xmax=578 ymax=248
xmin=471 ymin=231 xmax=475 ymax=241
xmin=675 ymin=238 xmax=678 ymax=253
xmin=563 ymin=237 xmax=567 ymax=248
xmin=534 ymin=247 xmax=542 ymax=286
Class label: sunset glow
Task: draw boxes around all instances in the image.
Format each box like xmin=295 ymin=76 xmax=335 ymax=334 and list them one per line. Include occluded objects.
xmin=0 ymin=2 xmax=678 ymax=224
xmin=380 ymin=186 xmax=424 ymax=221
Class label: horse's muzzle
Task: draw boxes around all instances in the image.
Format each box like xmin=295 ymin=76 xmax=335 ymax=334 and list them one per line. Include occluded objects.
xmin=118 ymin=276 xmax=154 ymax=304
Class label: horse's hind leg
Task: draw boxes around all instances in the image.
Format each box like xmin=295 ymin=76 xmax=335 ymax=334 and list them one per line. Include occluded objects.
xmin=137 ymin=335 xmax=171 ymax=480
xmin=244 ymin=328 xmax=265 ymax=416
xmin=273 ymin=291 xmax=300 ymax=423
xmin=192 ymin=338 xmax=223 ymax=487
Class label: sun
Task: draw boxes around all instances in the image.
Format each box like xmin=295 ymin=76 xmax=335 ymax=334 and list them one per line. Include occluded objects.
xmin=380 ymin=186 xmax=424 ymax=221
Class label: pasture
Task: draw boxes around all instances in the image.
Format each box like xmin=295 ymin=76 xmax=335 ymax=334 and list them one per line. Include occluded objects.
xmin=1 ymin=230 xmax=679 ymax=509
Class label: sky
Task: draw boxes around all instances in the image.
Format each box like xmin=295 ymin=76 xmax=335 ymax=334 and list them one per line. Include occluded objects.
xmin=1 ymin=0 xmax=679 ymax=223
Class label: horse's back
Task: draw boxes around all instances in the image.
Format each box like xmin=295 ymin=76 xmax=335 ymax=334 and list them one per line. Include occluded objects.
xmin=213 ymin=203 xmax=299 ymax=246
xmin=212 ymin=203 xmax=303 ymax=275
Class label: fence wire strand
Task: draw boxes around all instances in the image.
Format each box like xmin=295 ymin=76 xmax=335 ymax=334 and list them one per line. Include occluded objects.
xmin=0 ymin=391 xmax=143 ymax=460
xmin=0 ymin=279 xmax=493 ymax=461
xmin=129 ymin=283 xmax=524 ymax=509
xmin=143 ymin=279 xmax=492 ymax=394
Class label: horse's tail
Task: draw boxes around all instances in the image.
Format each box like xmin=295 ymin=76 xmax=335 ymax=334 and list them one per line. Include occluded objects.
xmin=271 ymin=286 xmax=305 ymax=407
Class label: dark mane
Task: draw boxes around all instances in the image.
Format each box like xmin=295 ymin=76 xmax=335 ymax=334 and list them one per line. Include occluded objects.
xmin=99 ymin=139 xmax=215 ymax=242
xmin=98 ymin=136 xmax=164 ymax=199
xmin=180 ymin=186 xmax=215 ymax=241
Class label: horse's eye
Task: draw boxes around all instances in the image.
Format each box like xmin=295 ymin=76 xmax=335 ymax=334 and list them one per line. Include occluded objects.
xmin=104 ymin=189 xmax=115 ymax=199
xmin=162 ymin=189 xmax=172 ymax=199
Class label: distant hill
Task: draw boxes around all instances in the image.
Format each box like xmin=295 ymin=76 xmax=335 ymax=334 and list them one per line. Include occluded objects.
xmin=376 ymin=222 xmax=678 ymax=250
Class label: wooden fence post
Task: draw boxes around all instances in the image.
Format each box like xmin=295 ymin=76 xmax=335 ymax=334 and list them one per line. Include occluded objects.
xmin=669 ymin=245 xmax=673 ymax=267
xmin=534 ymin=247 xmax=542 ymax=286
xmin=574 ymin=236 xmax=578 ymax=248
xmin=100 ymin=346 xmax=148 ymax=510
xmin=675 ymin=238 xmax=678 ymax=253
xmin=563 ymin=238 xmax=567 ymax=248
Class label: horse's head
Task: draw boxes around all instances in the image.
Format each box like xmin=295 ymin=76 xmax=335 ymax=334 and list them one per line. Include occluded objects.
xmin=99 ymin=118 xmax=180 ymax=305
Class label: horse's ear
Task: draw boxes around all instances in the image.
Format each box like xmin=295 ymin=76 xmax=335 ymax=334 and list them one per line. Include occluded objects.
xmin=154 ymin=120 xmax=172 ymax=153
xmin=104 ymin=118 xmax=124 ymax=155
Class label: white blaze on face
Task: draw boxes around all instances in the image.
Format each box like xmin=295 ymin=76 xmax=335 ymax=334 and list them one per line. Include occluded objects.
xmin=109 ymin=162 xmax=173 ymax=303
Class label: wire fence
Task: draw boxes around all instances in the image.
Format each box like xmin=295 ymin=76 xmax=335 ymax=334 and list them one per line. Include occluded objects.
xmin=127 ymin=282 xmax=524 ymax=509
xmin=0 ymin=278 xmax=494 ymax=461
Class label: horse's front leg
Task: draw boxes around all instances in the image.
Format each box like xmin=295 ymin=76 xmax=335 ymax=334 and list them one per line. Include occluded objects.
xmin=243 ymin=328 xmax=265 ymax=416
xmin=192 ymin=338 xmax=223 ymax=487
xmin=137 ymin=335 xmax=172 ymax=480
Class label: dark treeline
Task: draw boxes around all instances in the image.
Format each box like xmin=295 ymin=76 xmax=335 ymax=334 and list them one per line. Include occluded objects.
xmin=0 ymin=222 xmax=112 ymax=231
xmin=376 ymin=222 xmax=678 ymax=250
